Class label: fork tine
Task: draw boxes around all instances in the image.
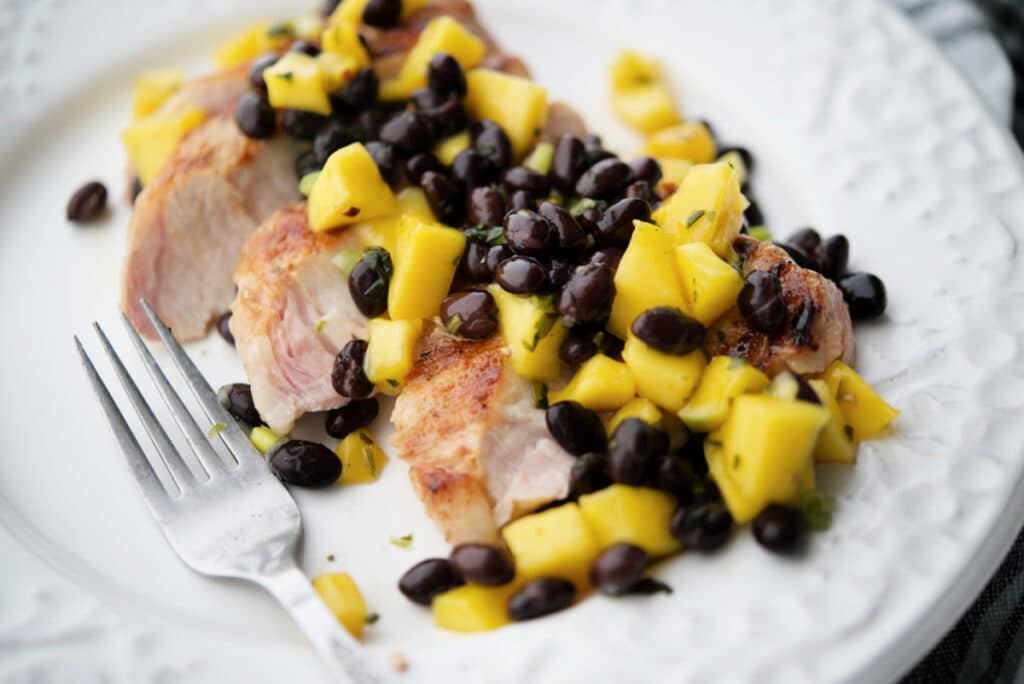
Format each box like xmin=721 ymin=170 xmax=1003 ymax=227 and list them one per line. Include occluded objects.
xmin=93 ymin=322 xmax=197 ymax=493
xmin=139 ymin=300 xmax=259 ymax=463
xmin=120 ymin=312 xmax=231 ymax=477
xmin=74 ymin=336 xmax=174 ymax=516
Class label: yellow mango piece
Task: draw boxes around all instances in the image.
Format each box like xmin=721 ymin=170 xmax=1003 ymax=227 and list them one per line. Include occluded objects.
xmin=353 ymin=187 xmax=434 ymax=254
xmin=502 ymin=502 xmax=600 ymax=591
xmin=612 ymin=84 xmax=681 ymax=135
xmin=250 ymin=426 xmax=283 ymax=454
xmin=809 ymin=379 xmax=858 ymax=464
xmin=622 ymin=336 xmax=705 ymax=412
xmin=132 ymin=69 xmax=185 ymax=120
xmin=433 ymin=584 xmax=512 ymax=633
xmin=609 ymin=50 xmax=662 ymax=91
xmin=674 ymin=241 xmax=744 ymax=326
xmin=364 ymin=317 xmax=423 ymax=393
xmin=380 ymin=16 xmax=486 ymax=100
xmin=291 ymin=7 xmax=325 ymax=40
xmin=308 ymin=143 xmax=398 ymax=232
xmin=578 ymin=484 xmax=680 ymax=557
xmin=317 ymin=52 xmax=361 ymax=93
xmin=214 ymin=20 xmax=290 ymax=68
xmin=313 ymin=572 xmax=367 ymax=638
xmin=335 ymin=430 xmax=389 ymax=483
xmin=640 ymin=122 xmax=716 ymax=163
xmin=388 ymin=217 xmax=465 ymax=320
xmin=524 ymin=142 xmax=555 ymax=175
xmin=652 ymin=161 xmax=748 ymax=257
xmin=607 ymin=221 xmax=688 ymax=338
xmin=327 ymin=0 xmax=367 ymax=25
xmin=706 ymin=395 xmax=826 ymax=523
xmin=677 ymin=356 xmax=769 ymax=432
xmin=823 ymin=360 xmax=899 ymax=442
xmin=465 ymin=69 xmax=548 ymax=158
xmin=121 ymin=106 xmax=206 ymax=185
xmin=321 ymin=22 xmax=370 ymax=67
xmin=717 ymin=149 xmax=749 ymax=188
xmin=549 ymin=354 xmax=636 ymax=412
xmin=433 ymin=130 xmax=471 ymax=166
xmin=656 ymin=157 xmax=693 ymax=196
xmin=608 ymin=398 xmax=662 ymax=435
xmin=487 ymin=285 xmax=565 ymax=382
xmin=263 ymin=52 xmax=331 ymax=115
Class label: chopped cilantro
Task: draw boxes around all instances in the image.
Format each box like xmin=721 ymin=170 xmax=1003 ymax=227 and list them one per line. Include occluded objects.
xmin=686 ymin=210 xmax=706 ymax=227
xmin=366 ymin=612 xmax=380 ymax=625
xmin=327 ymin=554 xmax=335 ymax=562
xmin=626 ymin=578 xmax=673 ymax=595
xmin=446 ymin=313 xmax=463 ymax=334
xmin=799 ymin=491 xmax=834 ymax=532
xmin=386 ymin=379 xmax=400 ymax=388
xmin=358 ymin=431 xmax=374 ymax=445
xmin=748 ymin=226 xmax=772 ymax=241
xmin=843 ymin=424 xmax=855 ymax=442
xmin=363 ymin=446 xmax=377 ymax=477
xmin=463 ymin=225 xmax=507 ymax=246
xmin=531 ymin=382 xmax=549 ymax=409
xmin=207 ymin=422 xmax=227 ymax=439
xmin=266 ymin=21 xmax=295 ymax=38
xmin=390 ymin=534 xmax=413 ymax=549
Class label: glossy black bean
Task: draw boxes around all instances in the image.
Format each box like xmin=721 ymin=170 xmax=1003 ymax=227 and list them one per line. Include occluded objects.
xmin=577 ymin=206 xmax=603 ymax=233
xmin=737 ymin=270 xmax=787 ymax=333
xmin=507 ymin=578 xmax=576 ymax=621
xmin=216 ymin=311 xmax=235 ymax=346
xmin=280 ymin=109 xmax=327 ymax=140
xmin=775 ymin=241 xmax=819 ymax=271
xmin=294 ymin=150 xmax=321 ymax=180
xmin=411 ymin=87 xmax=446 ymax=111
xmin=624 ymin=180 xmax=656 ymax=207
xmin=628 ymin=156 xmax=662 ymax=186
xmin=539 ymin=202 xmax=587 ymax=253
xmin=354 ymin=108 xmax=388 ymax=141
xmin=332 ymin=68 xmax=378 ymax=112
xmin=606 ymin=419 xmax=668 ymax=486
xmin=449 ymin=544 xmax=514 ymax=586
xmin=364 ymin=141 xmax=400 ymax=186
xmin=753 ymin=503 xmax=804 ymax=553
xmin=428 ymin=52 xmax=467 ymax=97
xmin=460 ymin=241 xmax=492 ymax=282
xmin=484 ymin=244 xmax=514 ymax=274
xmin=557 ymin=264 xmax=615 ymax=325
xmin=670 ymin=502 xmax=733 ymax=551
xmin=575 ymin=158 xmax=632 ymax=199
xmin=590 ymin=543 xmax=648 ymax=596
xmin=597 ymin=332 xmax=625 ymax=360
xmin=551 ymin=135 xmax=587 ymax=194
xmin=452 ymin=149 xmax=493 ymax=190
xmin=719 ymin=145 xmax=754 ymax=173
xmin=380 ymin=110 xmax=432 ymax=153
xmin=793 ymin=374 xmax=821 ymax=405
xmin=547 ymin=259 xmax=574 ymax=289
xmin=503 ymin=210 xmax=550 ymax=255
xmin=268 ymin=440 xmax=341 ymax=488
xmin=545 ymin=401 xmax=607 ymax=455
xmin=655 ymin=455 xmax=694 ymax=501
xmin=66 ymin=180 xmax=107 ymax=223
xmin=331 ymin=339 xmax=373 ymax=398
xmin=325 ymin=397 xmax=379 ymax=439
xmin=362 ymin=0 xmax=402 ymax=26
xmin=821 ymin=234 xmax=849 ymax=279
xmin=465 ymin=186 xmax=505 ymax=227
xmin=582 ymin=134 xmax=614 ymax=165
xmin=288 ymin=39 xmax=320 ymax=56
xmin=594 ymin=197 xmax=650 ymax=246
xmin=419 ymin=95 xmax=466 ymax=137
xmin=503 ymin=166 xmax=550 ymax=197
xmin=348 ymin=248 xmax=392 ymax=317
xmin=471 ymin=120 xmax=512 ymax=170
xmin=630 ymin=307 xmax=705 ymax=355
xmin=559 ymin=333 xmax=598 ymax=368
xmin=509 ymin=190 xmax=535 ymax=212
xmin=217 ymin=383 xmax=262 ymax=425
xmin=691 ymin=477 xmax=721 ymax=504
xmin=441 ymin=291 xmax=498 ymax=339
xmin=679 ymin=434 xmax=708 ymax=476
xmin=744 ymin=199 xmax=764 ymax=227
xmin=589 ymin=247 xmax=623 ymax=270
xmin=248 ymin=53 xmax=279 ymax=90
xmin=234 ymin=91 xmax=276 ymax=139
xmin=420 ymin=170 xmax=465 ymax=225
xmin=568 ymin=452 xmax=609 ymax=498
xmin=786 ymin=227 xmax=822 ymax=255
xmin=405 ymin=153 xmax=444 ymax=184
xmin=313 ymin=121 xmax=353 ymax=164
xmin=838 ymin=272 xmax=887 ymax=320
xmin=398 ymin=558 xmax=464 ymax=605
xmin=495 ymin=256 xmax=547 ymax=294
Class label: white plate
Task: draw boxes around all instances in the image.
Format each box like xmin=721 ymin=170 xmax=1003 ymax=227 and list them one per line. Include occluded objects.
xmin=2 ymin=0 xmax=1024 ymax=682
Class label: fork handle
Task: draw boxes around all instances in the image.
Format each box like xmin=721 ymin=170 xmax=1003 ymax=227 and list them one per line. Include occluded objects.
xmin=259 ymin=564 xmax=383 ymax=684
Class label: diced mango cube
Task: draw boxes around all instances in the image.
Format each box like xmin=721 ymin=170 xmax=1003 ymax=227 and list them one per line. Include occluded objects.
xmin=214 ymin=20 xmax=290 ymax=68
xmin=823 ymin=360 xmax=899 ymax=442
xmin=321 ymin=22 xmax=370 ymax=67
xmin=502 ymin=502 xmax=600 ymax=591
xmin=317 ymin=52 xmax=361 ymax=93
xmin=132 ymin=69 xmax=185 ymax=120
xmin=364 ymin=317 xmax=423 ymax=393
xmin=608 ymin=398 xmax=662 ymax=435
xmin=609 ymin=50 xmax=662 ymax=91
xmin=674 ymin=241 xmax=744 ymax=326
xmin=308 ymin=142 xmax=398 ymax=232
xmin=622 ymin=336 xmax=705 ymax=412
xmin=433 ymin=130 xmax=471 ymax=166
xmin=656 ymin=157 xmax=693 ymax=196
xmin=677 ymin=356 xmax=769 ymax=432
xmin=335 ymin=430 xmax=389 ymax=483
xmin=312 ymin=572 xmax=367 ymax=638
xmin=327 ymin=0 xmax=369 ymax=25
xmin=578 ymin=484 xmax=680 ymax=557
xmin=640 ymin=122 xmax=716 ymax=163
xmin=121 ymin=105 xmax=206 ymax=185
xmin=380 ymin=16 xmax=486 ymax=100
xmin=717 ymin=149 xmax=749 ymax=188
xmin=487 ymin=285 xmax=566 ymax=382
xmin=524 ymin=142 xmax=555 ymax=175
xmin=263 ymin=52 xmax=331 ymax=115
xmin=389 ymin=217 xmax=466 ymax=320
xmin=465 ymin=69 xmax=548 ymax=158
xmin=652 ymin=161 xmax=748 ymax=257
xmin=809 ymin=379 xmax=858 ymax=464
xmin=549 ymin=354 xmax=636 ymax=412
xmin=612 ymin=84 xmax=681 ymax=135
xmin=433 ymin=584 xmax=512 ymax=633
xmin=250 ymin=426 xmax=283 ymax=454
xmin=353 ymin=187 xmax=434 ymax=254
xmin=607 ymin=221 xmax=687 ymax=339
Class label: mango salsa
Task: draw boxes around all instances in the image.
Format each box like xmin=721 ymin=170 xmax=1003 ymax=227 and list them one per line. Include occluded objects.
xmin=622 ymin=336 xmax=705 ymax=413
xmin=353 ymin=187 xmax=434 ymax=255
xmin=578 ymin=485 xmax=680 ymax=557
xmin=502 ymin=502 xmax=600 ymax=591
xmin=823 ymin=360 xmax=899 ymax=442
xmin=639 ymin=122 xmax=716 ymax=163
xmin=214 ymin=20 xmax=290 ymax=68
xmin=132 ymin=69 xmax=185 ymax=119
xmin=389 ymin=217 xmax=466 ymax=320
xmin=312 ymin=572 xmax=368 ymax=638
xmin=433 ymin=584 xmax=512 ymax=632
xmin=335 ymin=430 xmax=389 ymax=483
xmin=652 ymin=161 xmax=748 ymax=257
xmin=263 ymin=52 xmax=331 ymax=115
xmin=607 ymin=221 xmax=687 ymax=338
xmin=488 ymin=285 xmax=566 ymax=382
xmin=364 ymin=318 xmax=423 ymax=393
xmin=809 ymin=379 xmax=858 ymax=464
xmin=380 ymin=16 xmax=487 ymax=100
xmin=674 ymin=241 xmax=744 ymax=326
xmin=121 ymin=105 xmax=206 ymax=185
xmin=609 ymin=51 xmax=681 ymax=134
xmin=677 ymin=356 xmax=769 ymax=432
xmin=308 ymin=142 xmax=398 ymax=232
xmin=548 ymin=354 xmax=636 ymax=412
xmin=465 ymin=69 xmax=548 ymax=158
xmin=608 ymin=398 xmax=662 ymax=435
xmin=321 ymin=21 xmax=371 ymax=67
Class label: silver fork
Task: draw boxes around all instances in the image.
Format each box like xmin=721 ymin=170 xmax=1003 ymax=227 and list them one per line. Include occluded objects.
xmin=74 ymin=301 xmax=380 ymax=684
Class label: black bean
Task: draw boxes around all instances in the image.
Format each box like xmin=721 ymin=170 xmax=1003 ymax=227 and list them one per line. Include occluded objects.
xmin=503 ymin=166 xmax=550 ymax=197
xmin=248 ymin=53 xmax=279 ymax=90
xmin=582 ymin=134 xmax=614 ymax=165
xmin=670 ymin=502 xmax=733 ymax=551
xmin=577 ymin=206 xmax=603 ymax=233
xmin=590 ymin=543 xmax=648 ymax=596
xmin=354 ymin=108 xmax=388 ymax=141
xmin=738 ymin=270 xmax=787 ymax=333
xmin=679 ymin=433 xmax=708 ymax=476
xmin=420 ymin=171 xmax=465 ymax=225
xmin=539 ymin=202 xmax=587 ymax=253
xmin=268 ymin=440 xmax=341 ymax=488
xmin=753 ymin=503 xmax=804 ymax=553
xmin=551 ymin=135 xmax=587 ymax=194
xmin=691 ymin=477 xmax=722 ymax=505
xmin=441 ymin=291 xmax=497 ymax=339
xmin=594 ymin=197 xmax=650 ymax=246
xmin=325 ymin=397 xmax=380 ymax=439
xmin=507 ymin=578 xmax=575 ymax=621
xmin=418 ymin=94 xmax=466 ymax=138
xmin=628 ymin=156 xmax=662 ymax=186
xmin=428 ymin=53 xmax=467 ymax=97
xmin=66 ymin=181 xmax=108 ymax=223
xmin=775 ymin=241 xmax=820 ymax=271
xmin=466 ymin=186 xmax=505 ymax=226
xmin=313 ymin=121 xmax=353 ymax=164
xmin=793 ymin=374 xmax=821 ymax=404
xmin=719 ymin=145 xmax=754 ymax=173
xmin=547 ymin=259 xmax=574 ymax=289
xmin=405 ymin=153 xmax=444 ymax=184
xmin=744 ymin=199 xmax=764 ymax=227
xmin=655 ymin=455 xmax=694 ymax=501
xmin=575 ymin=158 xmax=632 ymax=199
xmin=452 ymin=149 xmax=493 ymax=190
xmin=557 ymin=264 xmax=615 ymax=325
xmin=362 ymin=0 xmax=402 ymax=27
xmin=485 ymin=244 xmax=514 ymax=274
xmin=331 ymin=339 xmax=373 ymax=398
xmin=449 ymin=544 xmax=514 ymax=586
xmin=624 ymin=180 xmax=656 ymax=207
xmin=559 ymin=333 xmax=598 ymax=368
xmin=838 ymin=272 xmax=887 ymax=320
xmin=821 ymin=234 xmax=849 ymax=280
xmin=568 ymin=452 xmax=610 ymax=498
xmin=288 ymin=39 xmax=320 ymax=56
xmin=630 ymin=307 xmax=705 ymax=355
xmin=472 ymin=120 xmax=512 ymax=170
xmin=495 ymin=256 xmax=547 ymax=294
xmin=460 ymin=241 xmax=492 ymax=282
xmin=217 ymin=383 xmax=262 ymax=425
xmin=348 ymin=247 xmax=392 ymax=317
xmin=786 ymin=228 xmax=822 ymax=255
xmin=380 ymin=110 xmax=432 ymax=153
xmin=509 ymin=190 xmax=536 ymax=212
xmin=398 ymin=558 xmax=464 ymax=605
xmin=597 ymin=332 xmax=625 ymax=360
xmin=216 ymin=311 xmax=235 ymax=346
xmin=589 ymin=247 xmax=623 ymax=270
xmin=545 ymin=401 xmax=607 ymax=455
xmin=606 ymin=418 xmax=668 ymax=486
xmin=332 ymin=68 xmax=378 ymax=113
xmin=503 ymin=210 xmax=551 ymax=255
xmin=295 ymin=150 xmax=321 ymax=180
xmin=364 ymin=141 xmax=400 ymax=186
xmin=280 ymin=109 xmax=327 ymax=140
xmin=234 ymin=91 xmax=276 ymax=139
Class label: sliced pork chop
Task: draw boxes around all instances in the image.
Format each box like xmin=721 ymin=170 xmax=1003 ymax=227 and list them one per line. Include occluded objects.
xmin=156 ymin=62 xmax=251 ymax=119
xmin=704 ymin=236 xmax=854 ymax=376
xmin=392 ymin=329 xmax=575 ymax=544
xmin=231 ymin=205 xmax=365 ymax=435
xmin=122 ymin=117 xmax=302 ymax=341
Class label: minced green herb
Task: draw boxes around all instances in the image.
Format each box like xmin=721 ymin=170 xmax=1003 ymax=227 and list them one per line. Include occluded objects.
xmin=843 ymin=424 xmax=855 ymax=442
xmin=748 ymin=226 xmax=772 ymax=241
xmin=523 ymin=313 xmax=558 ymax=352
xmin=366 ymin=613 xmax=380 ymax=625
xmin=316 ymin=319 xmax=326 ymax=333
xmin=331 ymin=247 xmax=362 ymax=277
xmin=390 ymin=534 xmax=413 ymax=549
xmin=531 ymin=382 xmax=549 ymax=409
xmin=463 ymin=225 xmax=507 ymax=246
xmin=298 ymin=171 xmax=320 ymax=197
xmin=386 ymin=379 xmax=400 ymax=388
xmin=799 ymin=491 xmax=835 ymax=532
xmin=363 ymin=446 xmax=377 ymax=477
xmin=358 ymin=431 xmax=374 ymax=445
xmin=276 ymin=71 xmax=294 ymax=82
xmin=207 ymin=422 xmax=226 ymax=439
xmin=686 ymin=210 xmax=706 ymax=227
xmin=267 ymin=21 xmax=295 ymax=38
xmin=446 ymin=314 xmax=463 ymax=334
